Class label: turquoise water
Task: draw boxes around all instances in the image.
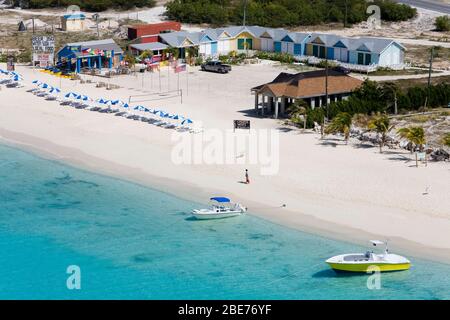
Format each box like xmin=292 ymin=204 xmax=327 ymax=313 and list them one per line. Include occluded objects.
xmin=0 ymin=143 xmax=449 ymax=300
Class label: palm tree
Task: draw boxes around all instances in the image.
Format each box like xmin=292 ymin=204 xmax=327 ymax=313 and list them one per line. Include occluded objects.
xmin=397 ymin=126 xmax=426 ymax=152
xmin=368 ymin=113 xmax=394 ymax=153
xmin=123 ymin=53 xmax=136 ymax=69
xmin=163 ymin=46 xmax=179 ymax=60
xmin=186 ymin=46 xmax=199 ymax=65
xmin=325 ymin=112 xmax=352 ymax=143
xmin=139 ymin=50 xmax=153 ymax=61
xmin=287 ymin=100 xmax=308 ymax=130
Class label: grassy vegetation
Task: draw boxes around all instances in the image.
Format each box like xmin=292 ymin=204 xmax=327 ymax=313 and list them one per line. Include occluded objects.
xmin=405 ymin=45 xmax=450 ymax=69
xmin=370 ymin=68 xmax=435 ymax=76
xmin=389 ymin=75 xmax=450 ymax=91
xmin=435 ymin=16 xmax=450 ymax=32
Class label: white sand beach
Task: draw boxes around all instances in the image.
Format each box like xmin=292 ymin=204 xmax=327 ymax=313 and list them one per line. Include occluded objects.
xmin=1 ymin=63 xmax=450 ymax=263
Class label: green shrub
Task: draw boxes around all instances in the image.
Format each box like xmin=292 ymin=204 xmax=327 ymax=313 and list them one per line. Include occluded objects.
xmin=255 ymin=51 xmax=295 ymax=64
xmin=306 ymin=107 xmax=325 ymax=128
xmin=435 ymin=16 xmax=450 ymax=32
xmin=165 ymin=0 xmax=415 ymax=27
xmin=375 ymin=0 xmax=417 ymax=21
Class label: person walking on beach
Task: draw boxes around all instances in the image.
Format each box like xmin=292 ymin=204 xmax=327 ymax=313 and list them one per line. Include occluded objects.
xmin=245 ymin=169 xmax=250 ymax=184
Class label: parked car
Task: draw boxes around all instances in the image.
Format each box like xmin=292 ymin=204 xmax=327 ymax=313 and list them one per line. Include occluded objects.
xmin=201 ymin=61 xmax=232 ymax=74
xmin=333 ymin=66 xmax=351 ymax=74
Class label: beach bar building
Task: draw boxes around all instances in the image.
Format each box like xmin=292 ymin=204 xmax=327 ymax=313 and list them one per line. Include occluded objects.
xmin=251 ymin=70 xmax=363 ymax=118
xmin=57 ymin=39 xmax=124 ymax=73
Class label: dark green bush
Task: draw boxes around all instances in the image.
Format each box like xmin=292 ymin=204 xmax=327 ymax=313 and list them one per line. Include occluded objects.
xmin=165 ymin=0 xmax=415 ymax=27
xmin=435 ymin=16 xmax=450 ymax=32
xmin=375 ymin=0 xmax=417 ymax=22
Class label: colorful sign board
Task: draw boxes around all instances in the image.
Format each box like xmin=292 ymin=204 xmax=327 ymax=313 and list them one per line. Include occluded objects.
xmin=32 ymin=35 xmax=55 ymax=67
xmin=233 ymin=120 xmax=251 ymax=131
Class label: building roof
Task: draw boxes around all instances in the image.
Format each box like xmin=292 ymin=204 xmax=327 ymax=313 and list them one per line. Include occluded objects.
xmin=307 ymin=33 xmax=405 ymax=54
xmin=308 ymin=33 xmax=343 ymax=47
xmin=130 ymin=42 xmax=168 ymax=51
xmin=355 ymin=37 xmax=406 ymax=54
xmin=157 ymin=25 xmax=404 ymax=55
xmin=159 ymin=31 xmax=193 ymax=47
xmin=129 ymin=21 xmax=181 ymax=31
xmin=59 ymin=39 xmax=123 ymax=55
xmin=63 ymin=13 xmax=86 ymax=20
xmin=252 ymin=70 xmax=363 ymax=99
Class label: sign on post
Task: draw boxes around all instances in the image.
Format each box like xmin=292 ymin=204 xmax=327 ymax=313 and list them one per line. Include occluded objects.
xmin=6 ymin=56 xmax=15 ymax=71
xmin=32 ymin=35 xmax=55 ymax=67
xmin=233 ymin=120 xmax=251 ymax=132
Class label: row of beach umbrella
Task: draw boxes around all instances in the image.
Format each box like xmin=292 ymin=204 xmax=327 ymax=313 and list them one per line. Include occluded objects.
xmin=30 ymin=80 xmax=195 ymax=128
xmin=0 ymin=69 xmax=24 ymax=83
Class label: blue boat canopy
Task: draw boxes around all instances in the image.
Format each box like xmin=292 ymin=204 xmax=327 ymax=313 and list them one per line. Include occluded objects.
xmin=210 ymin=197 xmax=231 ymax=203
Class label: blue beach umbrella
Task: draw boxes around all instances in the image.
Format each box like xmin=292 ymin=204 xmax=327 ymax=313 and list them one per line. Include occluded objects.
xmin=181 ymin=119 xmax=193 ymax=125
xmin=49 ymin=88 xmax=61 ymax=94
xmin=171 ymin=115 xmax=184 ymax=120
xmin=12 ymin=75 xmax=23 ymax=82
xmin=156 ymin=111 xmax=168 ymax=117
xmin=64 ymin=92 xmax=78 ymax=99
xmin=133 ymin=105 xmax=149 ymax=112
xmin=96 ymin=98 xmax=107 ymax=104
xmin=76 ymin=95 xmax=90 ymax=101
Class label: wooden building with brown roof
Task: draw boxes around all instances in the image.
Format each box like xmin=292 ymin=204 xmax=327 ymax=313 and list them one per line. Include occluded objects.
xmin=251 ymin=70 xmax=363 ymax=118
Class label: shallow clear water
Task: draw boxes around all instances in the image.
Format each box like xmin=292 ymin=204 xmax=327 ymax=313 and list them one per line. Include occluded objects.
xmin=0 ymin=143 xmax=449 ymax=300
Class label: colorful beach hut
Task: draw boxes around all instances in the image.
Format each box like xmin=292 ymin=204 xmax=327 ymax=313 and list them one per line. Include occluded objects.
xmin=57 ymin=39 xmax=124 ymax=73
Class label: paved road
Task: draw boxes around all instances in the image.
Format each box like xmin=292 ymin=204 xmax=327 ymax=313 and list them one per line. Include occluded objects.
xmin=395 ymin=0 xmax=450 ymax=14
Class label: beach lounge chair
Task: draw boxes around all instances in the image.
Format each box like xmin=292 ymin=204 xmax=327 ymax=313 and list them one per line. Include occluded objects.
xmin=45 ymin=95 xmax=58 ymax=101
xmin=0 ymin=79 xmax=12 ymax=85
xmin=6 ymin=82 xmax=20 ymax=88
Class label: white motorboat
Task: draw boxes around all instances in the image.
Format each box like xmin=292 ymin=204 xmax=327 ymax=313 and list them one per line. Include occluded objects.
xmin=326 ymin=240 xmax=411 ymax=273
xmin=192 ymin=197 xmax=246 ymax=220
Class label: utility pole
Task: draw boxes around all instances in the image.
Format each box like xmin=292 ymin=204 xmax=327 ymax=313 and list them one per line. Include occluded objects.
xmin=243 ymin=0 xmax=247 ymax=26
xmin=325 ymin=57 xmax=329 ymax=121
xmin=321 ymin=49 xmax=330 ymax=139
xmin=93 ymin=14 xmax=100 ymax=39
xmin=424 ymin=47 xmax=434 ymax=109
xmin=344 ymin=0 xmax=348 ymax=28
xmin=32 ymin=17 xmax=35 ymax=34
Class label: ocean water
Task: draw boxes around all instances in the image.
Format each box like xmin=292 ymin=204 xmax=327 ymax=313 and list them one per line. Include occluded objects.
xmin=0 ymin=143 xmax=449 ymax=300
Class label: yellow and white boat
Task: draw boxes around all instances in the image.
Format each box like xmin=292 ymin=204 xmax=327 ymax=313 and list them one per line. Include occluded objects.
xmin=326 ymin=240 xmax=411 ymax=273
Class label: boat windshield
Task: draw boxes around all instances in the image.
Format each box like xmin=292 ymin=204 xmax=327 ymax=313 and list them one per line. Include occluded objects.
xmin=343 ymin=254 xmax=370 ymax=262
